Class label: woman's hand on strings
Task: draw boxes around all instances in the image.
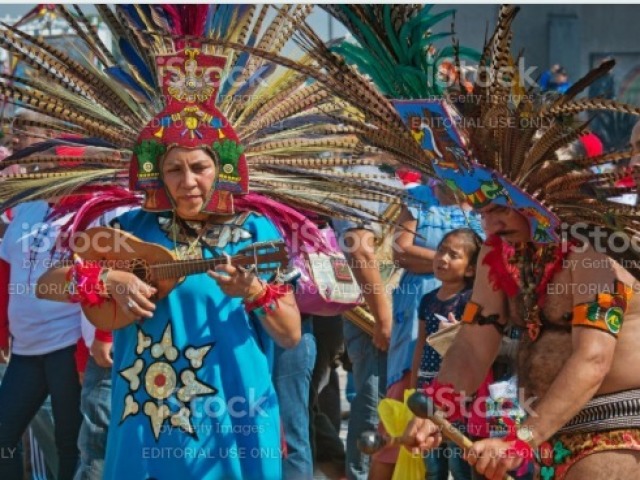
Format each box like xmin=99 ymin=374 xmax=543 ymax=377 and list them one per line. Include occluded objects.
xmin=208 ymin=255 xmax=263 ymax=299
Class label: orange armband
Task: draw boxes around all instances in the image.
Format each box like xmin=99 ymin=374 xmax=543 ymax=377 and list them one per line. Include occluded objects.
xmin=461 ymin=301 xmax=505 ymax=334
xmin=572 ymin=281 xmax=632 ymax=337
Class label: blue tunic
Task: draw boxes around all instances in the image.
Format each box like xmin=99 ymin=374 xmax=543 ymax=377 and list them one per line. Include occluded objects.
xmin=387 ymin=186 xmax=484 ymax=388
xmin=104 ymin=210 xmax=282 ymax=480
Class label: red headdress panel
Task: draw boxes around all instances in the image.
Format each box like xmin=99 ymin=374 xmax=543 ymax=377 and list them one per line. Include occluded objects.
xmin=129 ymin=47 xmax=248 ymax=214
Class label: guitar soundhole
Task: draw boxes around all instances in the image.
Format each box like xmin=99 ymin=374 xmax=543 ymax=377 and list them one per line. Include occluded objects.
xmin=130 ymin=259 xmax=151 ymax=284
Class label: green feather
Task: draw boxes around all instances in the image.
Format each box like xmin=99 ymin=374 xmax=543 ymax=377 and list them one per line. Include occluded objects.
xmin=407 ymin=32 xmax=453 ymax=61
xmin=332 ymin=43 xmax=398 ymax=96
xmin=409 ymin=10 xmax=456 ymax=47
xmin=383 ymin=5 xmax=408 ymax=64
xmin=398 ymin=5 xmax=436 ymax=47
xmin=394 ymin=65 xmax=431 ymax=97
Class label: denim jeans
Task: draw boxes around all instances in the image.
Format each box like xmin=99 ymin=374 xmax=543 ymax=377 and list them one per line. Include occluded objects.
xmin=273 ymin=319 xmax=317 ymax=479
xmin=28 ymin=396 xmax=58 ymax=479
xmin=425 ymin=441 xmax=472 ymax=480
xmin=344 ymin=321 xmax=387 ymax=480
xmin=0 ymin=344 xmax=82 ymax=480
xmin=0 ymin=365 xmax=58 ymax=479
xmin=74 ymin=356 xmax=112 ymax=480
xmin=310 ymin=315 xmax=345 ymax=465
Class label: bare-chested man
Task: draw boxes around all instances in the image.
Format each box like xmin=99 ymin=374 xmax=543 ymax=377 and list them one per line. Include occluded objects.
xmin=406 ymin=203 xmax=640 ymax=480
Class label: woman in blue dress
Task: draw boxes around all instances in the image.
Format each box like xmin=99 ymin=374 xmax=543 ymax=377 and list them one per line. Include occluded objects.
xmin=38 ymin=145 xmax=301 ymax=480
xmin=35 ymin=46 xmax=302 ymax=479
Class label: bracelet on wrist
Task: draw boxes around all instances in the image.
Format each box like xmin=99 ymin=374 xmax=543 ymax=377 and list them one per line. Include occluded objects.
xmin=504 ymin=421 xmax=535 ymax=462
xmin=66 ymin=255 xmax=108 ymax=307
xmin=244 ymin=282 xmax=292 ymax=316
xmin=244 ymin=281 xmax=266 ymax=304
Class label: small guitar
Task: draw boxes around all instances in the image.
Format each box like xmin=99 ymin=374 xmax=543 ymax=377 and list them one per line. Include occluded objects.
xmin=75 ymin=227 xmax=289 ymax=331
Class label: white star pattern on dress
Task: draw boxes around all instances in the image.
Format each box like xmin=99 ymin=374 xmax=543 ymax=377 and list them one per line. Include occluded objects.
xmin=118 ymin=323 xmax=217 ymax=439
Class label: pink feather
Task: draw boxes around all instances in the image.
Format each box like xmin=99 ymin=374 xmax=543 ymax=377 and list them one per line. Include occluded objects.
xmin=49 ymin=187 xmax=142 ymax=251
xmin=235 ymin=193 xmax=332 ymax=255
xmin=161 ymin=5 xmax=208 ymax=37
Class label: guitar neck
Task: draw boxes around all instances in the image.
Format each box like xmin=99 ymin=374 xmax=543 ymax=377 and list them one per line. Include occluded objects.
xmin=152 ymin=256 xmax=241 ymax=280
xmin=151 ymin=251 xmax=284 ymax=281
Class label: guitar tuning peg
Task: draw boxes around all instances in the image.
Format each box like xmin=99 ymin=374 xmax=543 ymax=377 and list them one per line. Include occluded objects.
xmin=275 ymin=267 xmax=301 ymax=284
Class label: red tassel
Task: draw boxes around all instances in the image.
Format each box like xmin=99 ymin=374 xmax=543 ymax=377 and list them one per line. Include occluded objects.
xmin=482 ymin=235 xmax=520 ymax=297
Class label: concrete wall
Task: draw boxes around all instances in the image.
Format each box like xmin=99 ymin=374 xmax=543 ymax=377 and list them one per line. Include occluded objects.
xmin=444 ymin=4 xmax=640 ymax=100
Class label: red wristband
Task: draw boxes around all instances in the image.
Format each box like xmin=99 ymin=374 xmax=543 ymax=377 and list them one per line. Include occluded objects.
xmin=94 ymin=329 xmax=113 ymax=343
xmin=422 ymin=378 xmax=466 ymax=423
xmin=67 ymin=255 xmax=107 ymax=307
xmin=503 ymin=418 xmax=535 ymax=462
xmin=505 ymin=439 xmax=535 ymax=461
xmin=244 ymin=283 xmax=291 ymax=315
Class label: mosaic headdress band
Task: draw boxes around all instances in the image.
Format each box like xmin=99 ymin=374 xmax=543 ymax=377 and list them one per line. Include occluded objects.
xmin=393 ymin=98 xmax=561 ymax=242
xmin=130 ymin=47 xmax=248 ymax=214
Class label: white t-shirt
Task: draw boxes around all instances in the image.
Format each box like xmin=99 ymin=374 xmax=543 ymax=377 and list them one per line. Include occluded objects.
xmin=0 ymin=201 xmax=81 ymax=355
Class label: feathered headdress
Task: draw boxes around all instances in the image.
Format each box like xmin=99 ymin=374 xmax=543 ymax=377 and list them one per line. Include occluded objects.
xmin=286 ymin=5 xmax=640 ymax=277
xmin=423 ymin=5 xmax=640 ymax=277
xmin=322 ymin=5 xmax=480 ymax=99
xmin=0 ymin=5 xmax=413 ymax=239
xmin=129 ymin=46 xmax=249 ymax=214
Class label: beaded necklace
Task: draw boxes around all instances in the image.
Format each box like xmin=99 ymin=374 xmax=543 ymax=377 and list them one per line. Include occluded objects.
xmin=485 ymin=235 xmax=573 ymax=341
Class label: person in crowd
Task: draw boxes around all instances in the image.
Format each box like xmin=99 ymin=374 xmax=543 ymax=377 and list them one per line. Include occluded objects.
xmin=273 ymin=313 xmax=317 ymax=479
xmin=310 ymin=314 xmax=347 ymax=477
xmin=0 ymin=198 xmax=83 ymax=480
xmin=400 ymin=7 xmax=640 ymax=478
xmin=370 ymin=174 xmax=483 ymax=479
xmin=36 ymin=46 xmax=304 ymax=478
xmin=333 ymin=164 xmax=401 ymax=480
xmin=410 ymin=228 xmax=482 ymax=480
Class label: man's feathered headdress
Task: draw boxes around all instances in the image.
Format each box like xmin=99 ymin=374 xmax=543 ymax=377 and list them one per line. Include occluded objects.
xmin=289 ymin=5 xmax=640 ymax=277
xmin=423 ymin=6 xmax=640 ymax=277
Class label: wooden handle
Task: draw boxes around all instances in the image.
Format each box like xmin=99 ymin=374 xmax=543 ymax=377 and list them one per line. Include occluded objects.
xmin=408 ymin=392 xmax=515 ymax=480
xmin=430 ymin=410 xmax=475 ymax=450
